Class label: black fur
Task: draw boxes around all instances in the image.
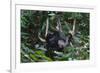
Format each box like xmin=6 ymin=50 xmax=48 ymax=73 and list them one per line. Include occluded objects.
xmin=45 ymin=31 xmax=72 ymax=59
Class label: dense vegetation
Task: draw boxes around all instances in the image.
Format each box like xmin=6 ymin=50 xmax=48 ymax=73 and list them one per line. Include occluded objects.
xmin=21 ymin=10 xmax=90 ymax=63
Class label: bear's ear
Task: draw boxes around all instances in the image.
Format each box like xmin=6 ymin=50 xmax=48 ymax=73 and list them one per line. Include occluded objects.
xmin=67 ymin=33 xmax=73 ymax=43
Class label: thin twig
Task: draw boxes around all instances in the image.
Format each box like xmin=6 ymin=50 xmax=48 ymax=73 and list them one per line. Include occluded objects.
xmin=45 ymin=18 xmax=49 ymax=37
xmin=72 ymin=19 xmax=76 ymax=35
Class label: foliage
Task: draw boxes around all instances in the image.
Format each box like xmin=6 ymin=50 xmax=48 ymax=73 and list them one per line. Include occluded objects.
xmin=21 ymin=10 xmax=90 ymax=63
